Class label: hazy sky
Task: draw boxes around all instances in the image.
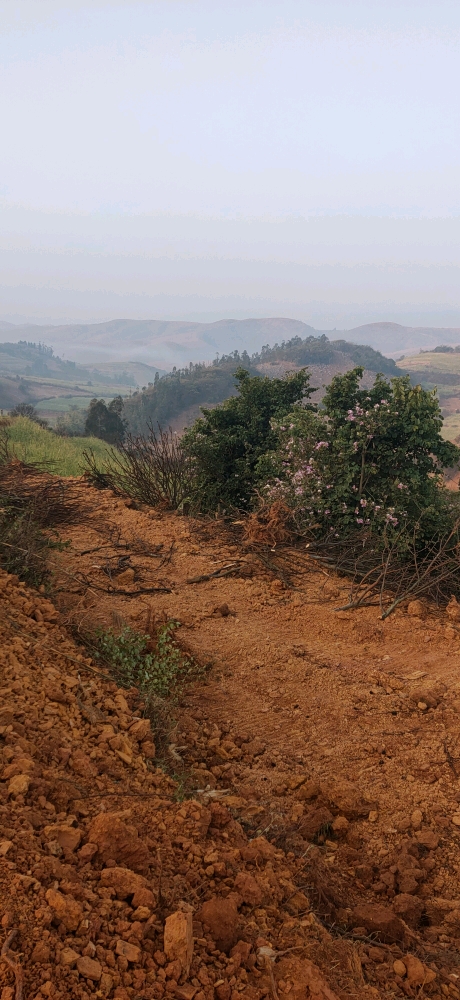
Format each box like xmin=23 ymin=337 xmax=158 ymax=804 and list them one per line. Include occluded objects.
xmin=1 ymin=0 xmax=460 ymax=329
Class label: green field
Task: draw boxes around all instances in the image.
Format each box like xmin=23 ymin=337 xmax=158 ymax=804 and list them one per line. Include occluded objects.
xmin=396 ymin=352 xmax=460 ymax=440
xmin=441 ymin=414 xmax=460 ymax=444
xmin=397 ymin=352 xmax=460 ymax=375
xmin=3 ymin=417 xmax=111 ymax=477
xmin=35 ymin=395 xmax=112 ymax=413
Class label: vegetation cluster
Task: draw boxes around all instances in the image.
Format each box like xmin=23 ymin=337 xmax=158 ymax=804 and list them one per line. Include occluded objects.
xmin=91 ymin=621 xmax=201 ymax=702
xmin=84 ymin=395 xmax=126 ymax=444
xmin=3 ymin=336 xmax=460 ymax=613
xmin=122 ymin=334 xmax=399 ymax=434
xmin=86 ymin=363 xmax=460 ymax=611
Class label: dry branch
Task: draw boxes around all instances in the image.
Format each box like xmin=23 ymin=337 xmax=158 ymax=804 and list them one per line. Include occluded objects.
xmin=1 ymin=929 xmax=23 ymax=1000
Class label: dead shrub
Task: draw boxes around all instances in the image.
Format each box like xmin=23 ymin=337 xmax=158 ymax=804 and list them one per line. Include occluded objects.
xmin=0 ymin=459 xmax=96 ymax=528
xmin=244 ymin=500 xmax=295 ymax=547
xmin=83 ymin=424 xmax=194 ymax=510
xmin=0 ymin=456 xmax=97 ymax=586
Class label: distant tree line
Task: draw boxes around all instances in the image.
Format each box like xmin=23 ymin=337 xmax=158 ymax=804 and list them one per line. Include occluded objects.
xmin=84 ymin=396 xmax=125 ymax=444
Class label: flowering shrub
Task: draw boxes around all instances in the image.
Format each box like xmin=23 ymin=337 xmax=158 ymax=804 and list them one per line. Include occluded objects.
xmin=263 ymin=367 xmax=460 ymax=547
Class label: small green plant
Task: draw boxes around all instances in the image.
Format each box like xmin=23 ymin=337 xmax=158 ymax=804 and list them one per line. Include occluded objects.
xmin=93 ymin=621 xmax=201 ymax=700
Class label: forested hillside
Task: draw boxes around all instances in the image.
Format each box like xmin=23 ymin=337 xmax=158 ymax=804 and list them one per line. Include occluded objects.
xmin=123 ymin=334 xmax=401 ymax=433
xmin=123 ymin=355 xmax=260 ymax=434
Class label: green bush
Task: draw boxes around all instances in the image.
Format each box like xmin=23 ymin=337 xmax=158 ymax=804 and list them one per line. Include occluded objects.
xmin=55 ymin=405 xmax=87 ymax=437
xmin=92 ymin=621 xmax=200 ymax=700
xmin=263 ymin=367 xmax=460 ymax=548
xmin=182 ymin=367 xmax=314 ymax=511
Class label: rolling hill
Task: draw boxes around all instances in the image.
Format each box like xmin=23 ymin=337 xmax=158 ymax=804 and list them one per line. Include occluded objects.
xmin=2 ymin=317 xmax=460 ymax=364
xmin=123 ymin=335 xmax=402 ymax=435
xmin=396 ymin=346 xmax=460 ymax=443
xmin=0 ymin=341 xmax=165 ymax=419
xmin=344 ymin=322 xmax=460 ymax=356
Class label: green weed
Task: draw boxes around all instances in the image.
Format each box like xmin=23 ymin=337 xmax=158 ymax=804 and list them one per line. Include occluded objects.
xmin=92 ymin=620 xmax=202 ymax=701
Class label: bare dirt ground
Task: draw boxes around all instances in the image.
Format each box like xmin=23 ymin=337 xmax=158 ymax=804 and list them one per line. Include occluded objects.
xmin=2 ymin=486 xmax=460 ymax=999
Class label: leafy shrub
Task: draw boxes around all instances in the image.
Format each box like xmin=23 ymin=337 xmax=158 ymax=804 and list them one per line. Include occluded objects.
xmin=182 ymin=367 xmax=315 ymax=511
xmin=92 ymin=621 xmax=200 ymax=700
xmin=263 ymin=367 xmax=460 ymax=548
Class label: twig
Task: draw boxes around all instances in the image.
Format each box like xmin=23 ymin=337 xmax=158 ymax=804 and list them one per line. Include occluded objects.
xmin=264 ymin=955 xmax=280 ymax=1000
xmin=106 ymin=584 xmax=172 ymax=595
xmin=1 ymin=928 xmax=24 ymax=1000
xmin=78 ymin=543 xmax=125 ymax=556
xmin=187 ymin=561 xmax=243 ymax=584
xmin=157 ymin=848 xmax=164 ymax=908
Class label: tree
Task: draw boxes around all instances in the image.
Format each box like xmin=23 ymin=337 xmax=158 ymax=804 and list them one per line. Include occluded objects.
xmin=182 ymin=367 xmax=315 ymax=511
xmin=85 ymin=396 xmax=125 ymax=444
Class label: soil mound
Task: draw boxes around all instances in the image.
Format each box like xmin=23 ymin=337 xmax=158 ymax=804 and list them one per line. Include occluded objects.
xmin=0 ymin=568 xmax=363 ymax=1000
xmin=3 ymin=484 xmax=460 ymax=999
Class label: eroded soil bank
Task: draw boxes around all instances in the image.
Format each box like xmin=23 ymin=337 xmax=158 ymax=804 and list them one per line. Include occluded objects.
xmin=2 ymin=486 xmax=460 ymax=999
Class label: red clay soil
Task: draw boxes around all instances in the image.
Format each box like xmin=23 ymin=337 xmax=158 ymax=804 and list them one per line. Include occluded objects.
xmin=2 ymin=485 xmax=460 ymax=999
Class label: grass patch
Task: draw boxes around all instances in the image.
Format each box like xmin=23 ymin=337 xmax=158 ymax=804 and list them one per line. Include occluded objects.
xmin=35 ymin=396 xmax=96 ymax=413
xmin=6 ymin=416 xmax=110 ymax=476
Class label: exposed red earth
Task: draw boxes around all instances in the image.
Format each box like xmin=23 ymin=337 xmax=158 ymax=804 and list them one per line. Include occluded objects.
xmin=2 ymin=486 xmax=460 ymax=999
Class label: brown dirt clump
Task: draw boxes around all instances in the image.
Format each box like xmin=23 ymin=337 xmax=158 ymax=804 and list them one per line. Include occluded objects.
xmin=3 ymin=482 xmax=460 ymax=997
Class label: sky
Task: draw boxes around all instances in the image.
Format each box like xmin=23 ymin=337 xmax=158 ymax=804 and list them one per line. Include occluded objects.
xmin=1 ymin=0 xmax=460 ymax=332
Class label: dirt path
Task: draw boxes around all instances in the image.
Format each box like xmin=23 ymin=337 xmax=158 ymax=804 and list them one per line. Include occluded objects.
xmin=48 ymin=488 xmax=460 ymax=998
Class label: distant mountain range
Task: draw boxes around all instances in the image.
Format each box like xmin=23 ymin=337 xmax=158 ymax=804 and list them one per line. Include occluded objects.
xmin=343 ymin=322 xmax=460 ymax=356
xmin=1 ymin=317 xmax=460 ymax=365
